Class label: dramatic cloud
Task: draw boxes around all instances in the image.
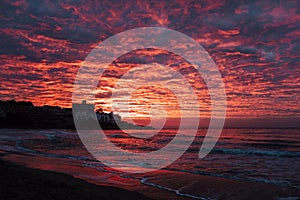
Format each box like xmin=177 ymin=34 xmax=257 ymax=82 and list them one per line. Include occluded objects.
xmin=0 ymin=0 xmax=299 ymax=120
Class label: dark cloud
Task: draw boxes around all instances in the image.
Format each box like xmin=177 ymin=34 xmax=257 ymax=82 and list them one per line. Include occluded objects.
xmin=0 ymin=73 xmax=42 ymax=81
xmin=0 ymin=0 xmax=299 ymax=119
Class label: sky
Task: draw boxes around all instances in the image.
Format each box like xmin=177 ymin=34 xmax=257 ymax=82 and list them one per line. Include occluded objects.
xmin=0 ymin=0 xmax=299 ymax=127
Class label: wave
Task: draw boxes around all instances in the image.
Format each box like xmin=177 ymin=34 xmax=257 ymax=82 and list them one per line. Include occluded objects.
xmin=13 ymin=141 xmax=95 ymax=161
xmin=164 ymin=168 xmax=300 ymax=189
xmin=141 ymin=178 xmax=211 ymax=200
xmin=82 ymin=162 xmax=212 ymax=200
xmin=211 ymin=148 xmax=300 ymax=157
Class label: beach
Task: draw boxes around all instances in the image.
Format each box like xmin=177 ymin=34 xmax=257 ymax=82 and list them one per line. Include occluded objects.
xmin=0 ymin=129 xmax=299 ymax=200
xmin=1 ymin=155 xmax=300 ymax=200
xmin=1 ymin=0 xmax=299 ymax=199
xmin=0 ymin=151 xmax=300 ymax=200
xmin=0 ymin=159 xmax=151 ymax=200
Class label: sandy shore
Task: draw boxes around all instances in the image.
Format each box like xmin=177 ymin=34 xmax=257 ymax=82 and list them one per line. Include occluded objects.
xmin=1 ymin=152 xmax=300 ymax=200
xmin=0 ymin=160 xmax=152 ymax=200
xmin=137 ymin=170 xmax=300 ymax=200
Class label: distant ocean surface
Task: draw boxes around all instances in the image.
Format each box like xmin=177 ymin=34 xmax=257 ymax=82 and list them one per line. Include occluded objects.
xmin=0 ymin=128 xmax=299 ymax=197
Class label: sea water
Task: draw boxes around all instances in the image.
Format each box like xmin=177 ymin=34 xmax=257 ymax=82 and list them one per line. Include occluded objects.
xmin=0 ymin=128 xmax=299 ymax=194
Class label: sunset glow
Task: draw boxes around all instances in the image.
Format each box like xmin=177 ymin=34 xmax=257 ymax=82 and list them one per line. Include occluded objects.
xmin=1 ymin=0 xmax=299 ymax=124
xmin=1 ymin=1 xmax=300 ymax=199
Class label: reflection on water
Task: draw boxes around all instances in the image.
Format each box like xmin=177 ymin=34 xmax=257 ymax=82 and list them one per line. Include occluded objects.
xmin=0 ymin=128 xmax=300 ymax=194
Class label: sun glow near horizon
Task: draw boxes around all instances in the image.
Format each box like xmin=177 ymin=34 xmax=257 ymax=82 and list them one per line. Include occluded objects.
xmin=0 ymin=0 xmax=299 ymax=124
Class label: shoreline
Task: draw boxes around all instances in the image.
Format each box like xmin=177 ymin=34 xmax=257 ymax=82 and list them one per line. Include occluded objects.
xmin=1 ymin=153 xmax=300 ymax=200
xmin=1 ymin=128 xmax=300 ymax=200
xmin=0 ymin=159 xmax=152 ymax=200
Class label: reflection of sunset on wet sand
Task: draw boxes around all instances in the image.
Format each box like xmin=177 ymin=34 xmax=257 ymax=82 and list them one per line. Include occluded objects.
xmin=1 ymin=1 xmax=300 ymax=199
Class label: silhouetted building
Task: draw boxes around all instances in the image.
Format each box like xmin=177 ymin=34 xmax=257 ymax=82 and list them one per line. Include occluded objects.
xmin=72 ymin=100 xmax=95 ymax=121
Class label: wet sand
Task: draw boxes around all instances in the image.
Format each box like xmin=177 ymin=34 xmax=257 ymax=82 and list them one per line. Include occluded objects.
xmin=1 ymin=152 xmax=299 ymax=200
xmin=137 ymin=170 xmax=300 ymax=200
xmin=0 ymin=159 xmax=152 ymax=200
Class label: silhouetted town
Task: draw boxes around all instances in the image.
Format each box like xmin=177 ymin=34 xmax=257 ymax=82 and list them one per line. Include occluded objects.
xmin=0 ymin=100 xmax=151 ymax=129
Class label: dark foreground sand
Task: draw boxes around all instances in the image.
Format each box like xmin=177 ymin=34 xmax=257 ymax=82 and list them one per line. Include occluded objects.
xmin=1 ymin=154 xmax=300 ymax=200
xmin=0 ymin=160 xmax=152 ymax=200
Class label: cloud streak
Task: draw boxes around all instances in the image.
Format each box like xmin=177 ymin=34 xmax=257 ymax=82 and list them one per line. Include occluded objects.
xmin=0 ymin=0 xmax=299 ymax=120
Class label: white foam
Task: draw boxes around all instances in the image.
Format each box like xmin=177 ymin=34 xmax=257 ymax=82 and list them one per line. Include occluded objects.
xmin=141 ymin=178 xmax=214 ymax=200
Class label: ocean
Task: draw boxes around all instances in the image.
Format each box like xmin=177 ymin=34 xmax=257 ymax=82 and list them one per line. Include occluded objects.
xmin=0 ymin=128 xmax=299 ymax=199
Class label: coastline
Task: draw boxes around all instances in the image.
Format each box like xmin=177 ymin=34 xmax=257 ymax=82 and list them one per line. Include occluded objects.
xmin=0 ymin=159 xmax=152 ymax=200
xmin=1 ymin=153 xmax=300 ymax=200
xmin=1 ymin=128 xmax=299 ymax=200
xmin=0 ymin=100 xmax=154 ymax=130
